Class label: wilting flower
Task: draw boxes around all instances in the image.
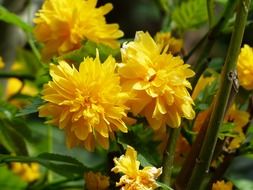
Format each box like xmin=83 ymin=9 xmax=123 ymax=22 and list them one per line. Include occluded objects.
xmin=39 ymin=53 xmax=129 ymax=151
xmin=84 ymin=171 xmax=110 ymax=190
xmin=237 ymin=44 xmax=253 ymax=90
xmin=155 ymin=32 xmax=183 ymax=55
xmin=112 ymin=146 xmax=162 ymax=190
xmin=119 ymin=31 xmax=195 ymax=130
xmin=212 ymin=180 xmax=233 ymax=190
xmin=11 ymin=163 xmax=40 ymax=182
xmin=34 ymin=0 xmax=123 ymax=59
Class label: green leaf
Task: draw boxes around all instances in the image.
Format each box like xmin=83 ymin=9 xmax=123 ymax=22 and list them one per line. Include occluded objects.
xmin=37 ymin=153 xmax=84 ymax=167
xmin=0 ymin=154 xmax=89 ymax=178
xmin=225 ymin=154 xmax=253 ymax=190
xmin=218 ymin=122 xmax=237 ymax=140
xmin=0 ymin=120 xmax=28 ymax=155
xmin=157 ymin=182 xmax=174 ymax=190
xmin=16 ymin=96 xmax=43 ymax=117
xmin=57 ymin=41 xmax=120 ymax=63
xmin=118 ymin=124 xmax=161 ymax=166
xmin=194 ymin=77 xmax=219 ymax=112
xmin=172 ymin=0 xmax=208 ymax=29
xmin=0 ymin=6 xmax=32 ymax=32
xmin=0 ymin=166 xmax=27 ymax=190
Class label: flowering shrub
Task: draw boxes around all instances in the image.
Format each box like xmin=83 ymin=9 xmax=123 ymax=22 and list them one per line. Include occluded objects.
xmin=0 ymin=0 xmax=253 ymax=190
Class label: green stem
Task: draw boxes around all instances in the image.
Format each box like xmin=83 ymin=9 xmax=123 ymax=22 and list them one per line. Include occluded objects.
xmin=190 ymin=0 xmax=239 ymax=89
xmin=0 ymin=71 xmax=35 ymax=80
xmin=187 ymin=1 xmax=251 ymax=189
xmin=207 ymin=0 xmax=215 ymax=27
xmin=161 ymin=127 xmax=181 ymax=186
xmin=47 ymin=125 xmax=53 ymax=182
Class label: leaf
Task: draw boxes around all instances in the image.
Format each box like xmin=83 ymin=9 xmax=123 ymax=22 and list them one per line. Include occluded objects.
xmin=157 ymin=182 xmax=174 ymax=190
xmin=118 ymin=124 xmax=161 ymax=166
xmin=218 ymin=122 xmax=237 ymax=140
xmin=194 ymin=77 xmax=219 ymax=112
xmin=0 ymin=6 xmax=32 ymax=32
xmin=25 ymin=120 xmax=107 ymax=169
xmin=225 ymin=154 xmax=253 ymax=190
xmin=0 ymin=120 xmax=28 ymax=155
xmin=172 ymin=0 xmax=208 ymax=29
xmin=16 ymin=96 xmax=43 ymax=117
xmin=37 ymin=153 xmax=84 ymax=167
xmin=57 ymin=41 xmax=120 ymax=63
xmin=0 ymin=153 xmax=89 ymax=178
xmin=0 ymin=166 xmax=27 ymax=190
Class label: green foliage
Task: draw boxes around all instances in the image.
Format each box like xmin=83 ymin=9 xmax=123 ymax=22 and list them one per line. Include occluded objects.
xmin=194 ymin=77 xmax=219 ymax=112
xmin=218 ymin=122 xmax=237 ymax=140
xmin=239 ymin=124 xmax=253 ymax=154
xmin=0 ymin=153 xmax=89 ymax=178
xmin=0 ymin=166 xmax=27 ymax=190
xmin=0 ymin=101 xmax=30 ymax=155
xmin=57 ymin=41 xmax=120 ymax=64
xmin=118 ymin=124 xmax=161 ymax=166
xmin=225 ymin=154 xmax=253 ymax=190
xmin=172 ymin=0 xmax=208 ymax=29
xmin=16 ymin=96 xmax=43 ymax=117
xmin=157 ymin=181 xmax=174 ymax=190
xmin=0 ymin=6 xmax=32 ymax=32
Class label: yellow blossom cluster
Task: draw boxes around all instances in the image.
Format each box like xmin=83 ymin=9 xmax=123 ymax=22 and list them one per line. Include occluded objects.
xmin=237 ymin=44 xmax=253 ymax=90
xmin=39 ymin=30 xmax=194 ymax=151
xmin=112 ymin=146 xmax=162 ymax=190
xmin=11 ymin=162 xmax=40 ymax=182
xmin=119 ymin=31 xmax=195 ymax=130
xmin=34 ymin=0 xmax=123 ymax=59
xmin=39 ymin=53 xmax=129 ymax=151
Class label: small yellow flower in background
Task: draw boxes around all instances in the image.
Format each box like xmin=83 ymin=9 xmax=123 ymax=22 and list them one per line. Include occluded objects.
xmin=3 ymin=61 xmax=38 ymax=107
xmin=11 ymin=162 xmax=40 ymax=182
xmin=225 ymin=104 xmax=249 ymax=150
xmin=0 ymin=56 xmax=4 ymax=69
xmin=119 ymin=31 xmax=195 ymax=131
xmin=194 ymin=104 xmax=249 ymax=150
xmin=112 ymin=146 xmax=162 ymax=190
xmin=84 ymin=171 xmax=110 ymax=190
xmin=34 ymin=0 xmax=123 ymax=59
xmin=39 ymin=53 xmax=129 ymax=151
xmin=155 ymin=32 xmax=183 ymax=55
xmin=237 ymin=44 xmax=253 ymax=90
xmin=212 ymin=180 xmax=233 ymax=190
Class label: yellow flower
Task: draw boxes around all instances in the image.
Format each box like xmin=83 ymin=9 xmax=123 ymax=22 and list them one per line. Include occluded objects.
xmin=84 ymin=172 xmax=110 ymax=190
xmin=119 ymin=31 xmax=195 ymax=130
xmin=112 ymin=146 xmax=162 ymax=190
xmin=237 ymin=44 xmax=253 ymax=90
xmin=212 ymin=180 xmax=233 ymax=190
xmin=11 ymin=162 xmax=40 ymax=182
xmin=39 ymin=53 xmax=129 ymax=151
xmin=0 ymin=56 xmax=4 ymax=69
xmin=34 ymin=0 xmax=123 ymax=59
xmin=4 ymin=61 xmax=38 ymax=107
xmin=194 ymin=104 xmax=249 ymax=150
xmin=155 ymin=32 xmax=183 ymax=55
xmin=225 ymin=104 xmax=249 ymax=150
